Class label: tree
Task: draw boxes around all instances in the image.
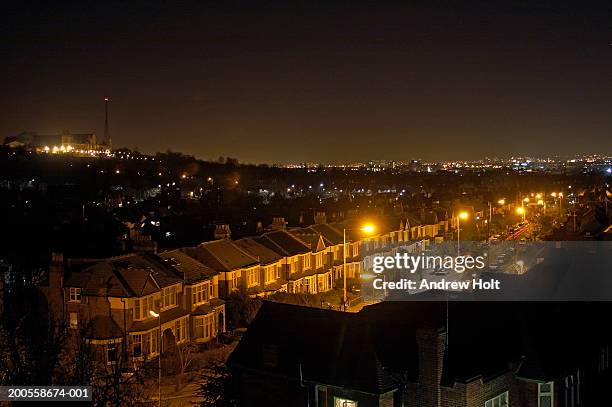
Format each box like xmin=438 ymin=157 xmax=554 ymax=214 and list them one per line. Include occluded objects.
xmin=175 ymin=341 xmax=197 ymax=391
xmin=56 ymin=324 xmax=152 ymax=407
xmin=195 ymin=360 xmax=239 ymax=407
xmin=226 ymin=291 xmax=262 ymax=329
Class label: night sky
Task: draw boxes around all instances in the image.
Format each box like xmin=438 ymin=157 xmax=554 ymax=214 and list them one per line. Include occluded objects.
xmin=2 ymin=1 xmax=611 ymax=163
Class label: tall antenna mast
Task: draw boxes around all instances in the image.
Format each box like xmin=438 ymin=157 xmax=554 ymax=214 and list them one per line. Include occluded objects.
xmin=104 ymin=96 xmax=111 ymax=149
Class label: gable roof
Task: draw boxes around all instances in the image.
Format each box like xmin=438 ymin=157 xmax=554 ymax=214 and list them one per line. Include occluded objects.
xmin=288 ymin=228 xmax=328 ymax=252
xmin=233 ymin=237 xmax=284 ymax=265
xmin=186 ymin=239 xmax=259 ymax=272
xmin=228 ymin=301 xmax=397 ymax=394
xmin=258 ymin=230 xmax=311 ymax=256
xmin=309 ymin=223 xmax=344 ymax=245
xmin=63 ymin=254 xmax=182 ymax=297
xmin=158 ymin=249 xmax=218 ymax=284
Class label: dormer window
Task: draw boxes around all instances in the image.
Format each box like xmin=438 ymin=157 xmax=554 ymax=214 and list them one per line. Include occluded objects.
xmin=69 ymin=287 xmax=82 ymax=302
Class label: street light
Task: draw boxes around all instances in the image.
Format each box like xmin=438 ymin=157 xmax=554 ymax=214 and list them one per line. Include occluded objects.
xmin=497 ymin=199 xmax=505 ymax=205
xmin=457 ymin=211 xmax=469 ymax=255
xmin=343 ymin=223 xmax=376 ymax=311
xmin=149 ymin=310 xmax=161 ymax=407
xmin=516 ymin=206 xmax=525 ymax=222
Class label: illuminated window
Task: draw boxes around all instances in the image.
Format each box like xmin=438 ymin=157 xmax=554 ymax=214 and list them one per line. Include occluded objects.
xmin=232 ymin=272 xmax=239 ymax=289
xmin=195 ymin=317 xmax=204 ymax=338
xmin=69 ymin=312 xmax=78 ymax=329
xmin=132 ymin=334 xmax=142 ymax=357
xmin=163 ymin=286 xmax=177 ymax=308
xmin=134 ymin=299 xmax=141 ymax=319
xmin=485 ymin=391 xmax=508 ymax=407
xmin=69 ymin=287 xmax=81 ymax=302
xmin=538 ymin=382 xmax=553 ymax=407
xmin=264 ymin=266 xmax=275 ymax=284
xmin=247 ymin=269 xmax=259 ymax=287
xmin=334 ymin=397 xmax=357 ymax=407
xmin=175 ymin=318 xmax=187 ymax=342
xmin=192 ymin=283 xmax=208 ymax=306
xmin=151 ymin=329 xmax=158 ymax=354
xmin=316 ymin=253 xmax=323 ymax=269
xmin=303 ymin=255 xmax=311 ymax=269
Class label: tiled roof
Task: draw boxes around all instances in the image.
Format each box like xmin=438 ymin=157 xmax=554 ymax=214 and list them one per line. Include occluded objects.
xmin=186 ymin=239 xmax=259 ymax=272
xmin=130 ymin=307 xmax=189 ymax=332
xmin=233 ymin=237 xmax=284 ymax=265
xmin=158 ymin=249 xmax=218 ymax=284
xmin=64 ymin=254 xmax=182 ymax=298
xmin=309 ymin=223 xmax=344 ymax=245
xmin=288 ymin=228 xmax=328 ymax=252
xmin=85 ymin=315 xmax=124 ymax=340
xmin=258 ymin=230 xmax=311 ymax=256
xmin=228 ymin=301 xmax=396 ymax=394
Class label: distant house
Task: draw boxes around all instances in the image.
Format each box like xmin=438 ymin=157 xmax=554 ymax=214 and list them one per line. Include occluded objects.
xmin=43 ymin=252 xmax=225 ymax=366
xmin=229 ymin=300 xmax=611 ymax=407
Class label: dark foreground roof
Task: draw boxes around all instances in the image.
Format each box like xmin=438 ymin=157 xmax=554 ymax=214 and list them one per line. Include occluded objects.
xmin=229 ymin=300 xmax=612 ymax=393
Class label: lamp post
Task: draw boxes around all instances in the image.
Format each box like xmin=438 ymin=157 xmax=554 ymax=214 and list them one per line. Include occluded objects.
xmin=343 ymin=224 xmax=375 ymax=311
xmin=456 ymin=211 xmax=469 ymax=255
xmin=149 ymin=310 xmax=161 ymax=407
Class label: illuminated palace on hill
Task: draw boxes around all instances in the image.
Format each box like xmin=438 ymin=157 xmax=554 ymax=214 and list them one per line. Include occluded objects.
xmin=2 ymin=96 xmax=112 ymax=156
xmin=3 ymin=130 xmax=111 ymax=156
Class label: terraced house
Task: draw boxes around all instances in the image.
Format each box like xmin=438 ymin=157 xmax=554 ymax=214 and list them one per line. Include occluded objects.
xmin=43 ymin=251 xmax=225 ymax=366
xmin=258 ymin=229 xmax=334 ymax=295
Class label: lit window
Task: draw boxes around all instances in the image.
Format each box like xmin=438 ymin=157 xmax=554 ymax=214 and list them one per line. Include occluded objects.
xmin=163 ymin=286 xmax=177 ymax=308
xmin=538 ymin=382 xmax=553 ymax=407
xmin=232 ymin=272 xmax=239 ymax=290
xmin=192 ymin=283 xmax=208 ymax=305
xmin=334 ymin=397 xmax=357 ymax=407
xmin=69 ymin=312 xmax=78 ymax=329
xmin=151 ymin=329 xmax=158 ymax=354
xmin=316 ymin=253 xmax=323 ymax=269
xmin=247 ymin=269 xmax=259 ymax=287
xmin=134 ymin=299 xmax=141 ymax=319
xmin=485 ymin=391 xmax=508 ymax=407
xmin=69 ymin=287 xmax=82 ymax=302
xmin=132 ymin=334 xmax=142 ymax=357
xmin=195 ymin=317 xmax=204 ymax=338
xmin=175 ymin=318 xmax=187 ymax=342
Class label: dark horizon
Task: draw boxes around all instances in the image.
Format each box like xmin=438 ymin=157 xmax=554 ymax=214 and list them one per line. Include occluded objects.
xmin=2 ymin=1 xmax=612 ymax=163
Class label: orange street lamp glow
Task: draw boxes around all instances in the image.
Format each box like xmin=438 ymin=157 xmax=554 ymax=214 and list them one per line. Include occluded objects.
xmin=361 ymin=224 xmax=376 ymax=234
xmin=536 ymin=193 xmax=542 ymax=199
xmin=497 ymin=199 xmax=506 ymax=205
xmin=523 ymin=197 xmax=530 ymax=203
xmin=551 ymin=192 xmax=557 ymax=197
xmin=516 ymin=207 xmax=525 ymax=215
xmin=537 ymin=199 xmax=544 ymax=205
xmin=458 ymin=211 xmax=469 ymax=220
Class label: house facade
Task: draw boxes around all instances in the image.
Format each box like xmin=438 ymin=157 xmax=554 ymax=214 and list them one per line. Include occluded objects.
xmin=44 ymin=251 xmax=226 ymax=366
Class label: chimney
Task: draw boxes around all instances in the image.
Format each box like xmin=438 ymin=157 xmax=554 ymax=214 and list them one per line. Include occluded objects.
xmin=47 ymin=252 xmax=65 ymax=317
xmin=214 ymin=224 xmax=231 ymax=239
xmin=270 ymin=217 xmax=287 ymax=230
xmin=314 ymin=211 xmax=327 ymax=224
